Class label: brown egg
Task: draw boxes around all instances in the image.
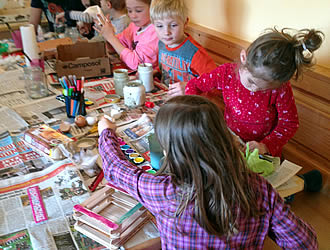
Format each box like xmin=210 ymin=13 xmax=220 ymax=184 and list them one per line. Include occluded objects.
xmin=59 ymin=122 xmax=71 ymax=133
xmin=75 ymin=115 xmax=87 ymax=128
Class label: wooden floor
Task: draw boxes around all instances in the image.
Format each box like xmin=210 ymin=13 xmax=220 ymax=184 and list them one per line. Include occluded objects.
xmin=264 ymin=182 xmax=330 ymax=249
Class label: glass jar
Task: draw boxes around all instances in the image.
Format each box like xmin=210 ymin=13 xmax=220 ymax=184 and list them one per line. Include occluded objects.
xmin=113 ymin=69 xmax=129 ymax=97
xmin=23 ymin=66 xmax=49 ymax=99
xmin=123 ymin=80 xmax=146 ymax=108
xmin=64 ymin=26 xmax=80 ymax=42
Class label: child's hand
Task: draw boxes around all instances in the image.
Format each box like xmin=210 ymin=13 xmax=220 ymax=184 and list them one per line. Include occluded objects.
xmin=168 ymin=82 xmax=187 ymax=97
xmin=93 ymin=13 xmax=115 ymax=42
xmin=246 ymin=141 xmax=269 ymax=155
xmin=98 ymin=116 xmax=117 ymax=135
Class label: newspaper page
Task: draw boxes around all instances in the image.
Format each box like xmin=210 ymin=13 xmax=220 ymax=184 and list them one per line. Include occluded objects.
xmin=0 ymin=69 xmax=56 ymax=109
xmin=0 ymin=160 xmax=108 ymax=250
xmin=13 ymin=96 xmax=67 ymax=127
xmin=83 ymin=78 xmax=117 ymax=110
xmin=0 ymin=106 xmax=29 ymax=133
xmin=0 ymin=131 xmax=52 ymax=181
xmin=265 ymin=160 xmax=302 ymax=188
xmin=116 ymin=114 xmax=154 ymax=156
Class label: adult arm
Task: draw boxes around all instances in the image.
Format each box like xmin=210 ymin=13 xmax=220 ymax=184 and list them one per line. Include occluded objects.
xmin=260 ymin=83 xmax=299 ymax=156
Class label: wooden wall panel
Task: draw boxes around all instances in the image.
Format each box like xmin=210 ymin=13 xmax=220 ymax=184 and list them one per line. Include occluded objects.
xmin=186 ymin=23 xmax=330 ymax=178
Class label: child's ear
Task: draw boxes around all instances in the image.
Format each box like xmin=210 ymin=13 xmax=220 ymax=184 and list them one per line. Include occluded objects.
xmin=240 ymin=49 xmax=247 ymax=65
xmin=184 ymin=17 xmax=189 ymax=28
xmin=107 ymin=1 xmax=112 ymax=9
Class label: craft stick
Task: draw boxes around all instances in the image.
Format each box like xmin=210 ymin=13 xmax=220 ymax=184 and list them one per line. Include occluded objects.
xmin=74 ymin=204 xmax=119 ymax=230
xmin=112 ymin=214 xmax=150 ymax=246
xmin=92 ymin=198 xmax=113 ymax=214
xmin=74 ymin=211 xmax=114 ymax=235
xmin=118 ymin=203 xmax=143 ymax=224
xmin=106 ymin=183 xmax=129 ymax=194
xmin=74 ymin=221 xmax=112 ymax=248
xmin=85 ymin=187 xmax=115 ymax=209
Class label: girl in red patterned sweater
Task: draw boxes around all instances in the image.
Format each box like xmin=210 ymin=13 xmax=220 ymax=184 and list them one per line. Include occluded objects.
xmin=185 ymin=28 xmax=324 ymax=156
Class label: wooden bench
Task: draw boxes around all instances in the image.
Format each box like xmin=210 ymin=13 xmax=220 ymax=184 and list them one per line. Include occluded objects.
xmin=187 ymin=23 xmax=330 ymax=183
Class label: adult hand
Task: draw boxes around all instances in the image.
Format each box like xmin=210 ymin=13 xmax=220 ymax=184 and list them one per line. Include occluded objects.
xmin=168 ymin=82 xmax=187 ymax=97
xmin=98 ymin=116 xmax=117 ymax=135
xmin=247 ymin=141 xmax=269 ymax=155
xmin=55 ymin=12 xmax=65 ymax=24
xmin=93 ymin=13 xmax=115 ymax=42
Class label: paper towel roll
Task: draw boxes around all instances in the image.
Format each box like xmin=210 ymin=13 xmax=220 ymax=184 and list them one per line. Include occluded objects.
xmin=20 ymin=24 xmax=40 ymax=64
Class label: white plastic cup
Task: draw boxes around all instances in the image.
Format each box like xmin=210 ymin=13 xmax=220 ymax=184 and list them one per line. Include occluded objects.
xmin=123 ymin=80 xmax=146 ymax=108
xmin=138 ymin=63 xmax=154 ymax=92
xmin=113 ymin=69 xmax=129 ymax=97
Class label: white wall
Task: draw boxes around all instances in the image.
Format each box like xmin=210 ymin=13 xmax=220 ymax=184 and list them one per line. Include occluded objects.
xmin=186 ymin=0 xmax=330 ymax=69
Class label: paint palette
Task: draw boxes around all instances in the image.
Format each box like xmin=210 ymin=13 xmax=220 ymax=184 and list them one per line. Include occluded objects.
xmin=118 ymin=137 xmax=156 ymax=174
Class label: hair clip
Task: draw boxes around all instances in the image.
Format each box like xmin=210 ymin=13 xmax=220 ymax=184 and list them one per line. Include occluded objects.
xmin=301 ymin=41 xmax=313 ymax=59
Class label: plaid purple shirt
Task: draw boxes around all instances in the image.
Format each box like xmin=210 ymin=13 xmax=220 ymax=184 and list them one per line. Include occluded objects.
xmin=99 ymin=129 xmax=317 ymax=249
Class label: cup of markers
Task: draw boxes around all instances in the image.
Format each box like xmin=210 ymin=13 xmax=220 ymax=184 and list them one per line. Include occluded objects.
xmin=59 ymin=75 xmax=86 ymax=118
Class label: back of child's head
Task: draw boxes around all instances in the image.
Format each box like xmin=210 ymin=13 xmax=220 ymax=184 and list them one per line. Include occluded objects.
xmin=245 ymin=27 xmax=324 ymax=83
xmin=155 ymin=95 xmax=260 ymax=236
xmin=108 ymin=0 xmax=126 ymax=11
xmin=150 ymin=0 xmax=188 ymax=23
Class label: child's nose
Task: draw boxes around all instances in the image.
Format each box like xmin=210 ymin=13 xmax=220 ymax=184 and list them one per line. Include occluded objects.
xmin=164 ymin=26 xmax=170 ymax=34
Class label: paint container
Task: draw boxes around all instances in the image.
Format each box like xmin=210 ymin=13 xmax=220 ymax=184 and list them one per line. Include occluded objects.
xmin=123 ymin=80 xmax=146 ymax=108
xmin=120 ymin=145 xmax=130 ymax=150
xmin=138 ymin=63 xmax=154 ymax=92
xmin=141 ymin=165 xmax=151 ymax=171
xmin=147 ymin=169 xmax=156 ymax=174
xmin=124 ymin=149 xmax=135 ymax=155
xmin=133 ymin=157 xmax=145 ymax=165
xmin=129 ymin=153 xmax=140 ymax=159
xmin=113 ymin=69 xmax=129 ymax=97
xmin=119 ymin=141 xmax=126 ymax=146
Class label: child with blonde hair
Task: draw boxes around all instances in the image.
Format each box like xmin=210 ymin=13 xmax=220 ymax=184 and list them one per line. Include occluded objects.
xmin=98 ymin=95 xmax=317 ymax=248
xmin=94 ymin=0 xmax=158 ymax=70
xmin=186 ymin=27 xmax=324 ymax=157
xmin=150 ymin=0 xmax=216 ymax=92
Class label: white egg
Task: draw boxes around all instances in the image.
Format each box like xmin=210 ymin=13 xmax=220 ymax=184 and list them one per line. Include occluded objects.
xmin=86 ymin=116 xmax=97 ymax=126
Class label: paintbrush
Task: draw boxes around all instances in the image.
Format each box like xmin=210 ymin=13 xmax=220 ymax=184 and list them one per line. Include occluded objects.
xmin=4 ymin=22 xmax=14 ymax=34
xmin=22 ymin=50 xmax=32 ymax=62
xmin=136 ymin=52 xmax=145 ymax=67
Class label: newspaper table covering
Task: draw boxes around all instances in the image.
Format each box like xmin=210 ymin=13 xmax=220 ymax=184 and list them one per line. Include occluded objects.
xmin=0 ymin=131 xmax=52 ymax=181
xmin=0 ymin=159 xmax=98 ymax=250
xmin=0 ymin=69 xmax=57 ymax=109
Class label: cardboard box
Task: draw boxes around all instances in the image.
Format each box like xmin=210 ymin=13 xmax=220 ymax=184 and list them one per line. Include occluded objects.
xmin=38 ymin=37 xmax=73 ymax=59
xmin=56 ymin=41 xmax=112 ymax=78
